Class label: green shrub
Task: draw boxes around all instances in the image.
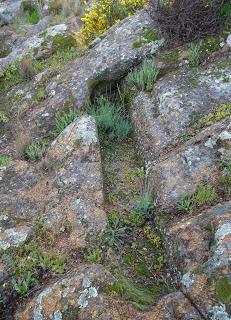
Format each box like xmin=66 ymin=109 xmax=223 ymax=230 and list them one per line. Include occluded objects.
xmin=126 ymin=59 xmax=159 ymax=91
xmin=87 ymin=95 xmax=131 ymax=142
xmin=85 ymin=248 xmax=102 ymax=263
xmin=25 ymin=139 xmax=47 ymax=162
xmin=0 ymin=155 xmax=12 ymax=166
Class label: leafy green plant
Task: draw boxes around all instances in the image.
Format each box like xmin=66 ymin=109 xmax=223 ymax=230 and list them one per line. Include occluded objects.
xmin=126 ymin=59 xmax=159 ymax=91
xmin=85 ymin=248 xmax=102 ymax=263
xmin=4 ymin=242 xmax=66 ymax=296
xmin=52 ymin=256 xmax=66 ymax=273
xmin=87 ymin=95 xmax=131 ymax=142
xmin=24 ymin=139 xmax=47 ymax=161
xmin=53 ymin=109 xmax=81 ymax=136
xmin=12 ymin=271 xmax=38 ymax=295
xmin=188 ymin=41 xmax=202 ymax=67
xmin=0 ymin=155 xmax=12 ymax=166
xmin=105 ymin=211 xmax=127 ymax=250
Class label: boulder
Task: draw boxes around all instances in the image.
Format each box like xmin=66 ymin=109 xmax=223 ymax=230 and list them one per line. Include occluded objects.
xmin=0 ymin=115 xmax=106 ymax=251
xmin=131 ymin=59 xmax=231 ymax=161
xmin=16 ymin=264 xmax=147 ymax=320
xmin=149 ymin=117 xmax=230 ymax=210
xmin=164 ymin=201 xmax=231 ymax=318
xmin=0 ymin=23 xmax=69 ymax=70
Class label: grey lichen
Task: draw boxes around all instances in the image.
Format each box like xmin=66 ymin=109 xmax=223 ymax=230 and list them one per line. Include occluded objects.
xmin=207 ymin=305 xmax=231 ymax=320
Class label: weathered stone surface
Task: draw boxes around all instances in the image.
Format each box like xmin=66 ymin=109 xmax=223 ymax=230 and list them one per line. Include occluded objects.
xmin=164 ymin=202 xmax=231 ymax=318
xmin=0 ymin=0 xmax=23 ymax=25
xmin=149 ymin=117 xmax=230 ymax=210
xmin=227 ymin=34 xmax=231 ymax=49
xmin=0 ymin=10 xmax=163 ymax=158
xmin=131 ymin=59 xmax=231 ymax=162
xmin=0 ymin=115 xmax=106 ymax=251
xmin=16 ymin=264 xmax=148 ymax=320
xmin=0 ymin=23 xmax=68 ymax=70
xmin=145 ymin=292 xmax=203 ymax=320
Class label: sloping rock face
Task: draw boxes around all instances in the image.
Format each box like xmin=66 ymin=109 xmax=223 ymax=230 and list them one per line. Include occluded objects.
xmin=161 ymin=201 xmax=231 ymax=319
xmin=0 ymin=0 xmax=24 ymax=25
xmin=0 ymin=23 xmax=69 ymax=69
xmin=150 ymin=117 xmax=230 ymax=210
xmin=0 ymin=115 xmax=106 ymax=251
xmin=130 ymin=52 xmax=231 ymax=318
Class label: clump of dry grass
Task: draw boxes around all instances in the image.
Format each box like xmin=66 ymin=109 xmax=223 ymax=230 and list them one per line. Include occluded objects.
xmin=12 ymin=112 xmax=31 ymax=159
xmin=49 ymin=0 xmax=84 ymax=17
xmin=20 ymin=56 xmax=34 ymax=81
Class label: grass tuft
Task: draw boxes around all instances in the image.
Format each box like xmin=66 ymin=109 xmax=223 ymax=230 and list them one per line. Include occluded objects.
xmin=87 ymin=95 xmax=131 ymax=142
xmin=24 ymin=139 xmax=48 ymax=162
xmin=126 ymin=59 xmax=159 ymax=91
xmin=53 ymin=109 xmax=81 ymax=136
xmin=177 ymin=184 xmax=217 ymax=212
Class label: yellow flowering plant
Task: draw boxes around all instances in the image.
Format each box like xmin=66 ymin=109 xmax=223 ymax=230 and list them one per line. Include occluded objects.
xmin=74 ymin=0 xmax=147 ymax=47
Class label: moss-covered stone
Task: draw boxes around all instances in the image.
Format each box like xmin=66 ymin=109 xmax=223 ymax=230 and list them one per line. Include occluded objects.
xmin=52 ymin=34 xmax=78 ymax=54
xmin=216 ymin=277 xmax=231 ymax=304
xmin=62 ymin=306 xmax=80 ymax=320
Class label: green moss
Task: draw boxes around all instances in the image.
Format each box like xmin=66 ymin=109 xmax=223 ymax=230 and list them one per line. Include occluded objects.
xmin=0 ymin=156 xmax=12 ymax=166
xmin=201 ymin=35 xmax=222 ymax=55
xmin=52 ymin=34 xmax=78 ymax=54
xmin=187 ymin=76 xmax=199 ymax=87
xmin=181 ymin=103 xmax=231 ymax=142
xmin=84 ymin=248 xmax=102 ymax=263
xmin=159 ymin=48 xmax=180 ymax=63
xmin=196 ymin=103 xmax=231 ymax=129
xmin=132 ymin=40 xmax=143 ymax=49
xmin=132 ymin=28 xmax=159 ymax=48
xmin=62 ymin=306 xmax=80 ymax=320
xmin=216 ymin=277 xmax=231 ymax=304
xmin=193 ymin=265 xmax=204 ymax=275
